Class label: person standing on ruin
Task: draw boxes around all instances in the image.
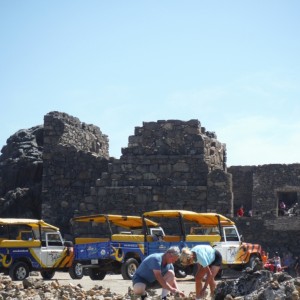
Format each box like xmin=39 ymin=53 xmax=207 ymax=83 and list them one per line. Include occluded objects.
xmin=273 ymin=252 xmax=282 ymax=272
xmin=279 ymin=201 xmax=286 ymax=216
xmin=180 ymin=245 xmax=222 ymax=299
xmin=282 ymin=252 xmax=294 ymax=274
xmin=237 ymin=205 xmax=244 ymax=217
xmin=294 ymin=256 xmax=300 ymax=277
xmin=261 ymin=251 xmax=268 ymax=264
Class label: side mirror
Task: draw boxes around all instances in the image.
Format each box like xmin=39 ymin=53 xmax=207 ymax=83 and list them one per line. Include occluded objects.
xmin=240 ymin=235 xmax=244 ymax=242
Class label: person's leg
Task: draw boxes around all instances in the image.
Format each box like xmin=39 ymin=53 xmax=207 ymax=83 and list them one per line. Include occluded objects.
xmin=161 ymin=270 xmax=176 ymax=299
xmin=133 ymin=282 xmax=147 ymax=299
xmin=194 ymin=264 xmax=207 ymax=297
xmin=208 ymin=265 xmax=220 ymax=295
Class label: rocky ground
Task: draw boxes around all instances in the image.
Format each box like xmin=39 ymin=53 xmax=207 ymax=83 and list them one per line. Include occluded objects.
xmin=0 ymin=269 xmax=300 ymax=300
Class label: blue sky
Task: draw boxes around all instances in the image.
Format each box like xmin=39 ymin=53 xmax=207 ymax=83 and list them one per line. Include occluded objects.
xmin=1 ymin=1 xmax=299 ymax=167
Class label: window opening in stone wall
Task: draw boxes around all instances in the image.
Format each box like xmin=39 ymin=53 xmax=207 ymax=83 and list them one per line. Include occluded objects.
xmin=277 ymin=191 xmax=298 ymax=216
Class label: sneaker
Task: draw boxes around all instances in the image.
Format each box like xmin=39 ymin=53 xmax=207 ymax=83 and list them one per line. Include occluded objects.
xmin=141 ymin=292 xmax=148 ymax=300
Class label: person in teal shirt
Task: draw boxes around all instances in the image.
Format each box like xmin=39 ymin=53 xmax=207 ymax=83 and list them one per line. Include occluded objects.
xmin=180 ymin=245 xmax=222 ymax=299
xmin=132 ymin=247 xmax=185 ymax=300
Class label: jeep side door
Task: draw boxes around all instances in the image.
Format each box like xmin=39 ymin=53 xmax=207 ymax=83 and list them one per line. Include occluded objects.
xmin=214 ymin=226 xmax=242 ymax=265
xmin=40 ymin=232 xmax=65 ymax=267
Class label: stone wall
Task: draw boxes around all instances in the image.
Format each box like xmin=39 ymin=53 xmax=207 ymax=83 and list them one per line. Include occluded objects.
xmin=1 ymin=111 xmax=300 ymax=258
xmin=252 ymin=164 xmax=300 ymax=217
xmin=0 ymin=126 xmax=44 ymax=218
xmin=41 ymin=112 xmax=110 ymax=232
xmin=78 ymin=119 xmax=230 ymax=219
xmin=229 ymin=164 xmax=300 ymax=256
xmin=228 ymin=164 xmax=300 ymax=217
xmin=235 ymin=217 xmax=300 ymax=257
xmin=207 ymin=169 xmax=233 ymax=216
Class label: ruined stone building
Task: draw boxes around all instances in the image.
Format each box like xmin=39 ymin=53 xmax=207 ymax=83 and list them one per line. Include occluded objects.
xmin=0 ymin=111 xmax=299 ymax=256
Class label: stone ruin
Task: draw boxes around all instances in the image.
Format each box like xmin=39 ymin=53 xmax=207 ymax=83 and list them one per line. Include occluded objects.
xmin=0 ymin=125 xmax=43 ymax=218
xmin=1 ymin=111 xmax=300 ymax=258
xmin=0 ymin=270 xmax=299 ymax=300
xmin=0 ymin=273 xmax=127 ymax=300
xmin=79 ymin=118 xmax=231 ymax=220
xmin=214 ymin=269 xmax=300 ymax=300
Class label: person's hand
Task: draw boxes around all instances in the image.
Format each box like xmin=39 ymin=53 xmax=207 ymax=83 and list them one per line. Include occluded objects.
xmin=170 ymin=287 xmax=185 ymax=297
xmin=200 ymin=288 xmax=207 ymax=298
xmin=177 ymin=289 xmax=185 ymax=297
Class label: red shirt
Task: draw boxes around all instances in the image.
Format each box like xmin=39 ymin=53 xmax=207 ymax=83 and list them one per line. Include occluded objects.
xmin=237 ymin=208 xmax=244 ymax=217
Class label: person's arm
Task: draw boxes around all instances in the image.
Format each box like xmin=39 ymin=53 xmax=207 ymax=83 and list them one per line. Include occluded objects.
xmin=152 ymin=270 xmax=184 ymax=296
xmin=200 ymin=266 xmax=213 ymax=296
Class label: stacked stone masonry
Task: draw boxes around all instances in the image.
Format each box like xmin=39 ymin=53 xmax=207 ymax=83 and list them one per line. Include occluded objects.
xmin=42 ymin=112 xmax=110 ymax=232
xmin=1 ymin=111 xmax=300 ymax=257
xmin=0 ymin=126 xmax=44 ymax=218
xmin=81 ymin=119 xmax=230 ymax=219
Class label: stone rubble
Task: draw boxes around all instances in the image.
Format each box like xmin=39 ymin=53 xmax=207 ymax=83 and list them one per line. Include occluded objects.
xmin=0 ymin=274 xmax=199 ymax=300
xmin=1 ymin=270 xmax=300 ymax=300
xmin=214 ymin=269 xmax=300 ymax=300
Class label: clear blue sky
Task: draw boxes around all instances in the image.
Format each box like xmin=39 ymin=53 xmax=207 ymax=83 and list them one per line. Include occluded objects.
xmin=1 ymin=1 xmax=299 ymax=166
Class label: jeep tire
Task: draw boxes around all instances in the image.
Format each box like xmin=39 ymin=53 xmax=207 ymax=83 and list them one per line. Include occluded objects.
xmin=69 ymin=261 xmax=84 ymax=279
xmin=175 ymin=269 xmax=187 ymax=278
xmin=121 ymin=258 xmax=139 ymax=280
xmin=89 ymin=268 xmax=106 ymax=280
xmin=41 ymin=270 xmax=56 ymax=280
xmin=9 ymin=261 xmax=29 ymax=281
xmin=247 ymin=255 xmax=258 ymax=269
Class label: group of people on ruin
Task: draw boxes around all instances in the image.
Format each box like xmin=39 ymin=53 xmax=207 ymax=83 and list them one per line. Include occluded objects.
xmin=236 ymin=205 xmax=252 ymax=217
xmin=278 ymin=201 xmax=299 ymax=216
xmin=236 ymin=201 xmax=299 ymax=218
xmin=262 ymin=250 xmax=300 ymax=276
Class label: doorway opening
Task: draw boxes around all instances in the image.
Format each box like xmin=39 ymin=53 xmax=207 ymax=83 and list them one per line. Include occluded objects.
xmin=277 ymin=191 xmax=298 ymax=216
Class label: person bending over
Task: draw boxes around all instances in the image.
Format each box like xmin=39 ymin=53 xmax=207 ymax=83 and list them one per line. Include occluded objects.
xmin=180 ymin=245 xmax=222 ymax=299
xmin=132 ymin=246 xmax=185 ymax=300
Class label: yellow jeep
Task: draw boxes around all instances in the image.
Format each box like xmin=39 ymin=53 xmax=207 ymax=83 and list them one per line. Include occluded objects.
xmin=142 ymin=210 xmax=264 ymax=276
xmin=0 ymin=218 xmax=74 ymax=281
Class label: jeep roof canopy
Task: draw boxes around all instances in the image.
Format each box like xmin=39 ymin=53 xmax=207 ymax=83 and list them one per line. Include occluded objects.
xmin=143 ymin=210 xmax=235 ymax=226
xmin=0 ymin=218 xmax=59 ymax=230
xmin=72 ymin=214 xmax=159 ymax=229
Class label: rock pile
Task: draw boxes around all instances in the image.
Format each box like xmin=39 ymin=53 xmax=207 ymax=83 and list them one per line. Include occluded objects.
xmin=0 ymin=274 xmax=198 ymax=300
xmin=215 ymin=269 xmax=300 ymax=300
xmin=0 ymin=274 xmax=125 ymax=300
xmin=0 ymin=272 xmax=205 ymax=300
xmin=1 ymin=270 xmax=300 ymax=300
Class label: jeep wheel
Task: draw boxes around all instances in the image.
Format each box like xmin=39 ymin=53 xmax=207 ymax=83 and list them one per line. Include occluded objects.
xmin=89 ymin=268 xmax=106 ymax=280
xmin=175 ymin=269 xmax=187 ymax=278
xmin=121 ymin=258 xmax=139 ymax=280
xmin=69 ymin=262 xmax=83 ymax=279
xmin=41 ymin=270 xmax=56 ymax=280
xmin=9 ymin=262 xmax=29 ymax=281
xmin=247 ymin=255 xmax=258 ymax=269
